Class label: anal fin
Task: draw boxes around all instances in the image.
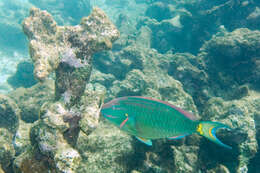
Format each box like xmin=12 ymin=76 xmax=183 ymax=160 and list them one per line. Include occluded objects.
xmin=136 ymin=136 xmax=152 ymax=146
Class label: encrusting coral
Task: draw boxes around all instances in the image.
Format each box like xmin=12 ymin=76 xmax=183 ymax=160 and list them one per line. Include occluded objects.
xmin=13 ymin=7 xmax=119 ymax=173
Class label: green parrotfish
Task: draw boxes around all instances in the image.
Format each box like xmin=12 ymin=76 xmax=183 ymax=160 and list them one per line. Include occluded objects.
xmin=101 ymin=96 xmax=232 ymax=149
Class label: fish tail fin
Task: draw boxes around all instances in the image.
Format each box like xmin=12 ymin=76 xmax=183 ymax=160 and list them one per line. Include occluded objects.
xmin=197 ymin=121 xmax=232 ymax=149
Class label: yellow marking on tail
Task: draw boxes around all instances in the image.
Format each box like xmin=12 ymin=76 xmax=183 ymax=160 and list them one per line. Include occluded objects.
xmin=125 ymin=113 xmax=128 ymax=117
xmin=209 ymin=127 xmax=214 ymax=138
xmin=197 ymin=123 xmax=203 ymax=135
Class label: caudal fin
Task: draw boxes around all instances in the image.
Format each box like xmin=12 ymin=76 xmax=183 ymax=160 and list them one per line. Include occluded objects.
xmin=197 ymin=121 xmax=232 ymax=149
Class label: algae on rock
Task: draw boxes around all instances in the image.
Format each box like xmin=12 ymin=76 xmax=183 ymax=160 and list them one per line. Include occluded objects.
xmin=0 ymin=94 xmax=20 ymax=133
xmin=14 ymin=6 xmax=120 ymax=173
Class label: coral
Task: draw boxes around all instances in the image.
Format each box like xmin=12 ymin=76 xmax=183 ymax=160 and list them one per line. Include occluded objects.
xmin=145 ymin=2 xmax=175 ymax=22
xmin=0 ymin=94 xmax=20 ymax=133
xmin=1 ymin=0 xmax=260 ymax=172
xmin=201 ymin=94 xmax=259 ymax=172
xmin=0 ymin=128 xmax=15 ymax=172
xmin=12 ymin=120 xmax=32 ymax=155
xmin=23 ymin=7 xmax=119 ymax=106
xmin=22 ymin=7 xmax=119 ymax=79
xmin=206 ymin=164 xmax=230 ymax=173
xmin=78 ymin=83 xmax=106 ymax=135
xmin=13 ymin=147 xmax=57 ymax=173
xmin=96 ymin=45 xmax=199 ymax=115
xmin=8 ymin=79 xmax=54 ymax=123
xmin=14 ymin=6 xmax=119 ymax=173
xmin=172 ymin=145 xmax=199 ymax=173
xmin=201 ymin=28 xmax=260 ymax=90
xmin=76 ymin=122 xmax=133 ymax=173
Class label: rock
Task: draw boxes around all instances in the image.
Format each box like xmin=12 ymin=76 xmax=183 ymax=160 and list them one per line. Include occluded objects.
xmin=8 ymin=79 xmax=54 ymax=123
xmin=201 ymin=28 xmax=260 ymax=62
xmin=201 ymin=93 xmax=259 ymax=172
xmin=22 ymin=7 xmax=119 ymax=106
xmin=12 ymin=120 xmax=32 ymax=155
xmin=158 ymin=52 xmax=208 ymax=110
xmin=30 ymin=120 xmax=81 ymax=173
xmin=78 ymin=83 xmax=106 ymax=135
xmin=19 ymin=7 xmax=119 ymax=173
xmin=172 ymin=145 xmax=199 ymax=173
xmin=0 ymin=94 xmax=20 ymax=133
xmin=76 ymin=122 xmax=134 ymax=173
xmin=54 ymin=146 xmax=81 ymax=173
xmin=145 ymin=2 xmax=175 ymax=22
xmin=13 ymin=147 xmax=57 ymax=173
xmin=207 ymin=164 xmax=230 ymax=173
xmin=90 ymin=69 xmax=116 ymax=88
xmin=247 ymin=6 xmax=260 ymax=29
xmin=7 ymin=61 xmax=37 ymax=89
xmin=109 ymin=69 xmax=147 ymax=98
xmin=0 ymin=128 xmax=15 ymax=172
xmin=94 ymin=45 xmax=144 ymax=80
xmin=199 ymin=28 xmax=260 ymax=98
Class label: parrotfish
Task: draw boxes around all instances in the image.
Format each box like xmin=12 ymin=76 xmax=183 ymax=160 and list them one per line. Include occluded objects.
xmin=101 ymin=96 xmax=232 ymax=149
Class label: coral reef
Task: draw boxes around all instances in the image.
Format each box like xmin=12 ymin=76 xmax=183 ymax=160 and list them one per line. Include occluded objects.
xmin=0 ymin=0 xmax=260 ymax=173
xmin=0 ymin=94 xmax=20 ymax=133
xmin=10 ymin=6 xmax=119 ymax=173
xmin=0 ymin=128 xmax=15 ymax=172
xmin=77 ymin=122 xmax=133 ymax=173
xmin=90 ymin=18 xmax=260 ymax=172
xmin=23 ymin=7 xmax=119 ymax=106
xmin=8 ymin=79 xmax=54 ymax=123
xmin=201 ymin=28 xmax=260 ymax=88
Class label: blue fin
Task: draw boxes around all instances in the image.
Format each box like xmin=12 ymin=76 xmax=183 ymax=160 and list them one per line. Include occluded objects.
xmin=168 ymin=134 xmax=189 ymax=140
xmin=136 ymin=136 xmax=152 ymax=146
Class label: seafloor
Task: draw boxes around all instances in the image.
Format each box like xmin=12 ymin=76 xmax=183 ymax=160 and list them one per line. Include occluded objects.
xmin=0 ymin=0 xmax=260 ymax=173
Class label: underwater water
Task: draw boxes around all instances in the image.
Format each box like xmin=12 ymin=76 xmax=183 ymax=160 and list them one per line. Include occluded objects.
xmin=0 ymin=0 xmax=260 ymax=172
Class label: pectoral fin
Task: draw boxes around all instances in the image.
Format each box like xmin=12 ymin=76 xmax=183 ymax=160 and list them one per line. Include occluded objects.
xmin=136 ymin=136 xmax=152 ymax=146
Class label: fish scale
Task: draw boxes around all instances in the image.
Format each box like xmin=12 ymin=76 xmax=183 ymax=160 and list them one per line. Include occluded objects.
xmin=101 ymin=96 xmax=232 ymax=149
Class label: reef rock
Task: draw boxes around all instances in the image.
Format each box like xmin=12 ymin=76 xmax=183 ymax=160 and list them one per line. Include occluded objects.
xmin=201 ymin=92 xmax=259 ymax=173
xmin=8 ymin=79 xmax=54 ymax=123
xmin=77 ymin=122 xmax=133 ymax=173
xmin=22 ymin=7 xmax=119 ymax=83
xmin=0 ymin=94 xmax=20 ymax=133
xmin=13 ymin=147 xmax=57 ymax=173
xmin=12 ymin=120 xmax=32 ymax=155
xmin=172 ymin=145 xmax=200 ymax=173
xmin=17 ymin=6 xmax=119 ymax=173
xmin=0 ymin=128 xmax=15 ymax=172
xmin=96 ymin=45 xmax=198 ymax=116
xmin=201 ymin=28 xmax=260 ymax=88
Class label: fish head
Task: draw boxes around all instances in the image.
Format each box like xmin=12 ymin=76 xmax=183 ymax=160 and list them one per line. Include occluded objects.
xmin=100 ymin=98 xmax=129 ymax=127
